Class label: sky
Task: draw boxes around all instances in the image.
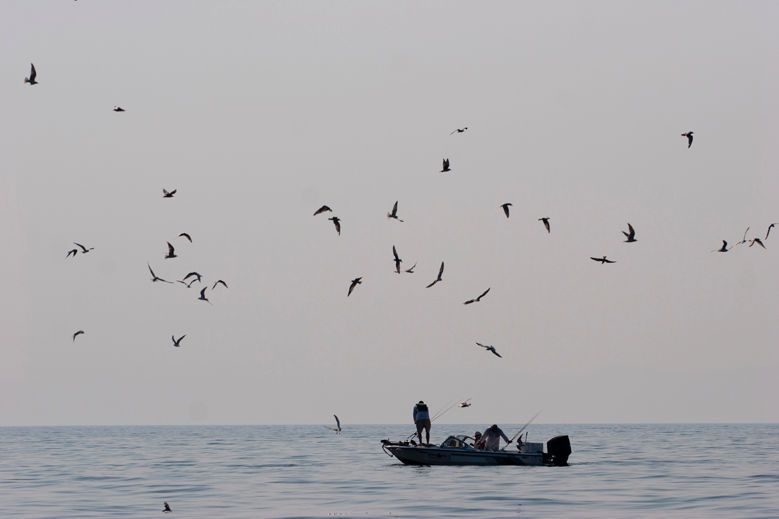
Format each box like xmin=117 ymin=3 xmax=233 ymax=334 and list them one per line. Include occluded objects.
xmin=1 ymin=1 xmax=777 ymax=426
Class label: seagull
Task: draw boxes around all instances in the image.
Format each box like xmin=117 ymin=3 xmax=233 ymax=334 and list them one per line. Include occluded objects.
xmin=405 ymin=262 xmax=417 ymax=274
xmin=165 ymin=242 xmax=177 ymax=259
xmin=333 ymin=415 xmax=342 ymax=432
xmin=198 ymin=287 xmax=211 ymax=304
xmin=212 ymin=280 xmax=228 ymax=290
xmin=765 ymin=223 xmax=777 ymax=240
xmin=681 ymin=131 xmax=694 ymax=148
xmin=178 ymin=232 xmax=192 ymax=243
xmin=313 ymin=205 xmax=332 ymax=216
xmin=622 ymin=223 xmax=637 ymax=243
xmin=392 ymin=246 xmax=402 ymax=274
xmin=72 ymin=330 xmax=84 ymax=342
xmin=500 ymin=203 xmax=512 ymax=218
xmin=24 ymin=63 xmax=37 ymax=85
xmin=426 ymin=262 xmax=445 ymax=288
xmin=460 ymin=399 xmax=472 ymax=408
xmin=464 ymin=288 xmax=490 ymax=305
xmin=182 ymin=272 xmax=202 ymax=283
xmin=539 ymin=217 xmax=551 ymax=234
xmin=440 ymin=158 xmax=451 ymax=173
xmin=163 ymin=502 xmax=172 ymax=513
xmin=476 ymin=342 xmax=502 ymax=358
xmin=590 ymin=256 xmax=616 ymax=264
xmin=148 ymin=263 xmax=173 ymax=284
xmin=113 ymin=106 xmax=125 ymax=112
xmin=347 ymin=277 xmax=362 ymax=296
xmin=734 ymin=226 xmax=750 ymax=248
xmin=749 ymin=238 xmax=766 ymax=249
xmin=387 ymin=201 xmax=404 ymax=222
xmin=328 ymin=216 xmax=341 ymax=235
xmin=162 ymin=188 xmax=177 ymax=198
xmin=450 ymin=127 xmax=468 ymax=135
xmin=66 ymin=248 xmax=78 ymax=258
xmin=713 ymin=240 xmax=729 ymax=253
xmin=171 ymin=335 xmax=185 ymax=347
xmin=74 ymin=242 xmax=94 ymax=254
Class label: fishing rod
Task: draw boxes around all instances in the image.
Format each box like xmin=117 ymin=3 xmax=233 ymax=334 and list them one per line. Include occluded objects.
xmin=500 ymin=410 xmax=541 ymax=451
xmin=405 ymin=398 xmax=463 ymax=441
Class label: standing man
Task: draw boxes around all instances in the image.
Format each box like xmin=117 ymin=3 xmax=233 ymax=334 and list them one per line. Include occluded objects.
xmin=413 ymin=400 xmax=431 ymax=445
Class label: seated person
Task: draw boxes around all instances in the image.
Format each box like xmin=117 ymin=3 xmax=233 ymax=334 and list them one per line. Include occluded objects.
xmin=471 ymin=431 xmax=483 ymax=448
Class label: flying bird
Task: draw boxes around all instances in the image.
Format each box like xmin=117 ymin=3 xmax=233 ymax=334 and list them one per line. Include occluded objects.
xmin=347 ymin=277 xmax=362 ymax=296
xmin=464 ymin=288 xmax=491 ymax=305
xmin=590 ymin=256 xmax=616 ymax=264
xmin=328 ymin=216 xmax=341 ymax=235
xmin=178 ymin=232 xmax=192 ymax=243
xmin=313 ymin=205 xmax=332 ymax=216
xmin=148 ymin=263 xmax=173 ymax=284
xmin=500 ymin=203 xmax=513 ymax=218
xmin=681 ymin=131 xmax=694 ymax=148
xmin=72 ymin=330 xmax=84 ymax=342
xmin=426 ymin=262 xmax=445 ymax=288
xmin=734 ymin=226 xmax=751 ymax=248
xmin=165 ymin=242 xmax=177 ymax=259
xmin=24 ymin=63 xmax=37 ymax=85
xmin=113 ymin=106 xmax=125 ymax=112
xmin=333 ymin=415 xmax=342 ymax=432
xmin=450 ymin=127 xmax=468 ymax=135
xmin=440 ymin=158 xmax=451 ymax=173
xmin=212 ymin=279 xmax=228 ymax=290
xmin=66 ymin=248 xmax=78 ymax=258
xmin=622 ymin=223 xmax=637 ymax=243
xmin=171 ymin=335 xmax=185 ymax=347
xmin=460 ymin=399 xmax=472 ymax=408
xmin=392 ymin=246 xmax=402 ymax=274
xmin=73 ymin=242 xmax=94 ymax=254
xmin=163 ymin=502 xmax=172 ymax=513
xmin=198 ymin=287 xmax=211 ymax=304
xmin=713 ymin=240 xmax=729 ymax=253
xmin=182 ymin=271 xmax=202 ymax=283
xmin=162 ymin=188 xmax=177 ymax=198
xmin=476 ymin=342 xmax=502 ymax=358
xmin=765 ymin=223 xmax=777 ymax=240
xmin=405 ymin=262 xmax=417 ymax=274
xmin=178 ymin=278 xmax=198 ymax=288
xmin=387 ymin=201 xmax=404 ymax=222
xmin=539 ymin=217 xmax=551 ymax=234
xmin=749 ymin=238 xmax=766 ymax=249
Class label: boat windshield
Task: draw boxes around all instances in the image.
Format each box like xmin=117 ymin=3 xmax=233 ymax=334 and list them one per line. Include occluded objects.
xmin=440 ymin=435 xmax=473 ymax=449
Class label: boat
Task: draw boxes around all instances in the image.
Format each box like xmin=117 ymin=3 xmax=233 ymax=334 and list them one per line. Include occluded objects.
xmin=381 ymin=434 xmax=571 ymax=466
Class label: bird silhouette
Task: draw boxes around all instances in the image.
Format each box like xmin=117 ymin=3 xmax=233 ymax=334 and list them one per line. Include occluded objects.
xmin=440 ymin=158 xmax=451 ymax=173
xmin=178 ymin=278 xmax=198 ymax=288
xmin=464 ymin=287 xmax=490 ymax=305
xmin=198 ymin=287 xmax=211 ymax=304
xmin=178 ymin=232 xmax=192 ymax=243
xmin=73 ymin=242 xmax=94 ymax=254
xmin=212 ymin=280 xmax=228 ymax=290
xmin=113 ymin=106 xmax=125 ymax=112
xmin=590 ymin=256 xmax=616 ymax=264
xmin=622 ymin=223 xmax=637 ymax=243
xmin=476 ymin=342 xmax=502 ymax=358
xmin=500 ymin=203 xmax=512 ymax=218
xmin=329 ymin=216 xmax=341 ymax=235
xmin=24 ymin=63 xmax=37 ymax=85
xmin=333 ymin=414 xmax=342 ymax=432
xmin=734 ymin=226 xmax=751 ymax=248
xmin=72 ymin=330 xmax=84 ymax=342
xmin=426 ymin=262 xmax=445 ymax=288
xmin=460 ymin=399 xmax=472 ymax=408
xmin=148 ymin=263 xmax=173 ymax=284
xmin=765 ymin=223 xmax=777 ymax=241
xmin=66 ymin=248 xmax=78 ymax=258
xmin=348 ymin=277 xmax=362 ymax=296
xmin=713 ymin=240 xmax=729 ymax=253
xmin=182 ymin=272 xmax=202 ymax=283
xmin=313 ymin=205 xmax=332 ymax=216
xmin=163 ymin=502 xmax=172 ymax=513
xmin=165 ymin=242 xmax=177 ymax=259
xmin=749 ymin=238 xmax=766 ymax=249
xmin=539 ymin=217 xmax=551 ymax=234
xmin=391 ymin=246 xmax=403 ymax=274
xmin=387 ymin=201 xmax=404 ymax=222
xmin=162 ymin=188 xmax=177 ymax=198
xmin=171 ymin=335 xmax=185 ymax=347
xmin=405 ymin=262 xmax=417 ymax=274
xmin=450 ymin=127 xmax=468 ymax=135
xmin=681 ymin=131 xmax=694 ymax=148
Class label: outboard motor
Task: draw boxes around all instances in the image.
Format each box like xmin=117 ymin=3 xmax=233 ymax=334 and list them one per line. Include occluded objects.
xmin=546 ymin=435 xmax=572 ymax=466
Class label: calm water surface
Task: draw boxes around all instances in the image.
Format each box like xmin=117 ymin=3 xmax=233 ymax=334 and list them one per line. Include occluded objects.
xmin=1 ymin=424 xmax=777 ymax=518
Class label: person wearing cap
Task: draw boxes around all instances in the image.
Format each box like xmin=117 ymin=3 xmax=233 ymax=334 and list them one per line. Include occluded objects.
xmin=476 ymin=424 xmax=511 ymax=451
xmin=413 ymin=400 xmax=431 ymax=445
xmin=471 ymin=430 xmax=483 ymax=448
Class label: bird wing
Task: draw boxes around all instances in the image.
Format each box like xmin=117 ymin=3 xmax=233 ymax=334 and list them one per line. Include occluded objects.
xmin=333 ymin=220 xmax=341 ymax=234
xmin=148 ymin=263 xmax=156 ymax=277
xmin=628 ymin=223 xmax=635 ymax=236
xmin=477 ymin=287 xmax=491 ymax=300
xmin=766 ymin=224 xmax=775 ymax=240
xmin=347 ymin=282 xmax=355 ymax=296
xmin=179 ymin=233 xmax=192 ymax=242
xmin=167 ymin=242 xmax=175 ymax=256
xmin=492 ymin=350 xmax=503 ymax=358
xmin=590 ymin=257 xmax=600 ymax=262
xmin=72 ymin=330 xmax=83 ymax=341
xmin=170 ymin=189 xmax=177 ymax=195
xmin=66 ymin=249 xmax=77 ymax=257
xmin=502 ymin=205 xmax=510 ymax=218
xmin=438 ymin=262 xmax=445 ymax=279
xmin=30 ymin=63 xmax=36 ymax=81
xmin=476 ymin=342 xmax=487 ymax=349
xmin=392 ymin=201 xmax=398 ymax=215
xmin=73 ymin=242 xmax=87 ymax=252
xmin=425 ymin=279 xmax=438 ymax=288
xmin=605 ymin=258 xmax=616 ymax=263
xmin=213 ymin=280 xmax=228 ymax=289
xmin=334 ymin=415 xmax=341 ymax=430
xmin=199 ymin=287 xmax=207 ymax=298
xmin=463 ymin=299 xmax=475 ymax=305
xmin=183 ymin=272 xmax=198 ymax=280
xmin=314 ymin=205 xmax=331 ymax=215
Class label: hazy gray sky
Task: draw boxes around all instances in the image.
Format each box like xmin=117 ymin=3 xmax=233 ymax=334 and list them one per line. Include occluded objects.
xmin=2 ymin=1 xmax=777 ymax=426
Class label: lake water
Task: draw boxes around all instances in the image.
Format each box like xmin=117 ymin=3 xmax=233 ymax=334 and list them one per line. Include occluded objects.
xmin=1 ymin=424 xmax=777 ymax=518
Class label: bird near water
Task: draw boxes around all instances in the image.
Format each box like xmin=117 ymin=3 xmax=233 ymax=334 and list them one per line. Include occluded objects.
xmin=333 ymin=415 xmax=342 ymax=432
xmin=590 ymin=256 xmax=616 ymax=264
xmin=464 ymin=288 xmax=491 ymax=305
xmin=148 ymin=263 xmax=173 ymax=284
xmin=426 ymin=262 xmax=445 ymax=288
xmin=440 ymin=158 xmax=451 ymax=173
xmin=622 ymin=223 xmax=637 ymax=243
xmin=539 ymin=217 xmax=551 ymax=234
xmin=24 ymin=63 xmax=37 ymax=85
xmin=328 ymin=216 xmax=341 ymax=235
xmin=681 ymin=131 xmax=694 ymax=148
xmin=500 ymin=203 xmax=512 ymax=218
xmin=313 ymin=205 xmax=332 ymax=216
xmin=163 ymin=502 xmax=172 ymax=513
xmin=347 ymin=277 xmax=362 ymax=296
xmin=387 ymin=201 xmax=404 ymax=222
xmin=72 ymin=330 xmax=84 ymax=342
xmin=476 ymin=342 xmax=502 ymax=358
xmin=171 ymin=335 xmax=185 ymax=347
xmin=392 ymin=246 xmax=402 ymax=274
xmin=162 ymin=188 xmax=177 ymax=198
xmin=165 ymin=242 xmax=177 ymax=259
